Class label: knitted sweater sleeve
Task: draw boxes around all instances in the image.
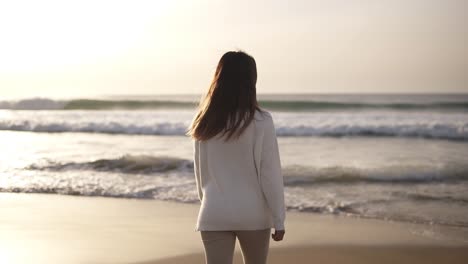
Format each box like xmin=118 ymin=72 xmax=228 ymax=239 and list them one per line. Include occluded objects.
xmin=259 ymin=114 xmax=286 ymax=230
xmin=193 ymin=139 xmax=203 ymax=202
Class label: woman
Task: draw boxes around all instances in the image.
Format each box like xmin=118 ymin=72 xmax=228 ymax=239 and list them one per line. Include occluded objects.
xmin=186 ymin=50 xmax=286 ymax=264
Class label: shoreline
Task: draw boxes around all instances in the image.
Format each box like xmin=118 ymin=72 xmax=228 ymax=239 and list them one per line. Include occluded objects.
xmin=137 ymin=245 xmax=468 ymax=264
xmin=0 ymin=192 xmax=467 ymax=264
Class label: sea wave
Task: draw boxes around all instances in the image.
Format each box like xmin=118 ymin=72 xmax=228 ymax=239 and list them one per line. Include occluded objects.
xmin=3 ymin=168 xmax=468 ymax=228
xmin=24 ymin=155 xmax=468 ymax=184
xmin=25 ymin=155 xmax=193 ymax=174
xmin=3 ymin=154 xmax=468 ymax=228
xmin=1 ymin=97 xmax=468 ymax=111
xmin=282 ymin=164 xmax=468 ymax=184
xmin=1 ymin=118 xmax=467 ymax=140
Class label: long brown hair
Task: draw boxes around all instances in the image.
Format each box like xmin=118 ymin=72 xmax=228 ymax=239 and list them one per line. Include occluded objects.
xmin=186 ymin=50 xmax=265 ymax=142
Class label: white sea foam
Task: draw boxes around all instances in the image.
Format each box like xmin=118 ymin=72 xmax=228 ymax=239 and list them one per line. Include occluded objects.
xmin=3 ymin=160 xmax=468 ymax=227
xmin=20 ymin=154 xmax=468 ymax=184
xmin=0 ymin=110 xmax=467 ymax=140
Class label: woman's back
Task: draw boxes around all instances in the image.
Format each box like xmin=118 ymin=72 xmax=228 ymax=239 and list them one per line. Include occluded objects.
xmin=194 ymin=109 xmax=286 ymax=231
xmin=187 ymin=50 xmax=285 ymax=264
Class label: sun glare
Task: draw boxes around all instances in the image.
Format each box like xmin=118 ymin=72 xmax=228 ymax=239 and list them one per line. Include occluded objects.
xmin=0 ymin=0 xmax=173 ymax=72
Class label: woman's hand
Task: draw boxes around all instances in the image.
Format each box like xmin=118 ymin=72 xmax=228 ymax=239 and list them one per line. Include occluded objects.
xmin=271 ymin=229 xmax=285 ymax=241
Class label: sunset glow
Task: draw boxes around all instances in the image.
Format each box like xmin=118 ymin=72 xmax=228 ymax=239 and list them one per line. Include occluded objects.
xmin=0 ymin=0 xmax=466 ymax=98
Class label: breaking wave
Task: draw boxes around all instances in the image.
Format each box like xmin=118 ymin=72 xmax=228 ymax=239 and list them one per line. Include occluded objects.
xmin=1 ymin=118 xmax=467 ymax=140
xmin=3 ymin=155 xmax=468 ymax=228
xmin=1 ymin=97 xmax=468 ymax=111
xmin=23 ymin=155 xmax=468 ymax=184
xmin=25 ymin=155 xmax=193 ymax=174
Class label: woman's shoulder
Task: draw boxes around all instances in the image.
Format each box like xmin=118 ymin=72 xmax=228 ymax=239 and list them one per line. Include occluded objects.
xmin=254 ymin=108 xmax=273 ymax=122
xmin=253 ymin=108 xmax=275 ymax=134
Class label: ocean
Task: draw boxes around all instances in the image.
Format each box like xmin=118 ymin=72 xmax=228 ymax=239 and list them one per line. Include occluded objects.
xmin=1 ymin=93 xmax=467 ymax=241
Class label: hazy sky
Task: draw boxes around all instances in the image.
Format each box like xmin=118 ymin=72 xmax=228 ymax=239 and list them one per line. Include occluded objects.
xmin=0 ymin=0 xmax=466 ymax=99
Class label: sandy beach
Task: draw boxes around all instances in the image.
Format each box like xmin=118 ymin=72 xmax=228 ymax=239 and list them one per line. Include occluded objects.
xmin=2 ymin=0 xmax=467 ymax=263
xmin=0 ymin=192 xmax=467 ymax=264
xmin=143 ymin=246 xmax=468 ymax=264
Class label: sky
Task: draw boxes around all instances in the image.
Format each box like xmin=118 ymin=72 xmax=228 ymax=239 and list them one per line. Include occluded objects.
xmin=0 ymin=0 xmax=467 ymax=99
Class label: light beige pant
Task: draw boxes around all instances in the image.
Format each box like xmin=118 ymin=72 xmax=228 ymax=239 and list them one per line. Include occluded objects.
xmin=200 ymin=229 xmax=271 ymax=264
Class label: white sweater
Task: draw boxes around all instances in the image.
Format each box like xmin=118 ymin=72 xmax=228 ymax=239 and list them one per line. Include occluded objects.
xmin=193 ymin=109 xmax=286 ymax=231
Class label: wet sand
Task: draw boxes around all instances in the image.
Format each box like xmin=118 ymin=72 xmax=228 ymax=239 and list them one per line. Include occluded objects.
xmin=0 ymin=193 xmax=466 ymax=264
